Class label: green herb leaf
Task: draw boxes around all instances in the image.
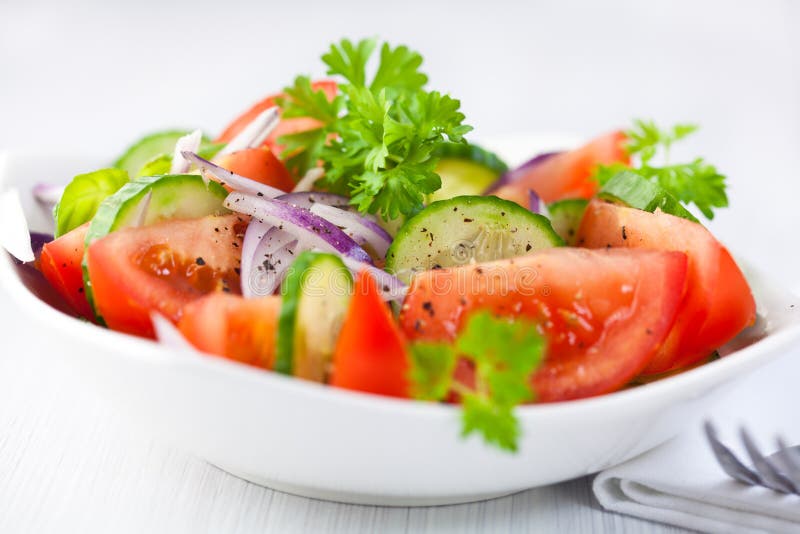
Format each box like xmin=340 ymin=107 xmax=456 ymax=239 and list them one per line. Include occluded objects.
xmin=54 ymin=168 xmax=129 ymax=237
xmin=279 ymin=38 xmax=471 ymax=219
xmin=596 ymin=119 xmax=727 ymax=220
xmin=279 ymin=75 xmax=342 ymax=123
xmin=409 ymin=342 xmax=456 ymax=401
xmin=408 ymin=310 xmax=546 ymax=453
xmin=370 ymin=42 xmax=428 ymax=93
xmin=322 ymin=38 xmax=377 ymax=87
xmin=639 ymin=159 xmax=728 ymax=220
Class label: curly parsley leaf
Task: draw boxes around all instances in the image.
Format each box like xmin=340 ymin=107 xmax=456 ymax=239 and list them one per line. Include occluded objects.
xmin=639 ymin=158 xmax=728 ymax=220
xmin=322 ymin=38 xmax=377 ymax=87
xmin=370 ymin=42 xmax=428 ymax=93
xmin=595 ymin=120 xmax=727 ymax=220
xmin=409 ymin=342 xmax=457 ymax=401
xmin=277 ymin=38 xmax=471 ymax=219
xmin=279 ymin=75 xmax=342 ymax=123
xmin=409 ymin=311 xmax=546 ymax=453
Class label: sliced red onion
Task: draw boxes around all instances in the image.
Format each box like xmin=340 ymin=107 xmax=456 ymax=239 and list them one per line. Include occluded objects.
xmin=29 ymin=232 xmax=53 ymax=256
xmin=277 ymin=191 xmax=351 ymax=209
xmin=241 ymin=221 xmax=297 ymax=297
xmin=214 ymin=107 xmax=279 ymax=158
xmin=339 ymin=256 xmax=408 ymax=302
xmin=182 ymin=151 xmax=285 ymax=199
xmin=224 ymin=192 xmax=372 ymax=265
xmin=292 ymin=167 xmax=325 ymax=192
xmin=528 ymin=189 xmax=542 ymax=214
xmin=171 ymin=130 xmax=203 ymax=174
xmin=484 ymin=151 xmax=561 ymax=194
xmin=308 ymin=202 xmax=392 ymax=258
xmin=33 ymin=183 xmax=65 ymax=209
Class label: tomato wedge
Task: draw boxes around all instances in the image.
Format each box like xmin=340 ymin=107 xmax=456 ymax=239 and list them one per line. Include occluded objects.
xmin=492 ymin=130 xmax=629 ymax=205
xmin=400 ymin=248 xmax=688 ymax=402
xmin=39 ymin=223 xmax=94 ymax=320
xmin=215 ymin=80 xmax=337 ymax=155
xmin=179 ymin=293 xmax=280 ymax=370
xmin=217 ymin=148 xmax=295 ymax=192
xmin=86 ymin=214 xmax=244 ymax=338
xmin=330 ymin=270 xmax=410 ymax=398
xmin=576 ymin=200 xmax=756 ymax=373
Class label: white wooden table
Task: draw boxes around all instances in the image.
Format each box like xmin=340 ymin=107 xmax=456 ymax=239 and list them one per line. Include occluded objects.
xmin=1 ymin=1 xmax=797 ymax=531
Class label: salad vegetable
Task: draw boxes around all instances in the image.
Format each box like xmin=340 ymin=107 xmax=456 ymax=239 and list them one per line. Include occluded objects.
xmin=29 ymin=38 xmax=756 ymax=453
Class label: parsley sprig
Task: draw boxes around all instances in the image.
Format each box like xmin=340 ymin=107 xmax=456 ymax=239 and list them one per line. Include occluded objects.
xmin=409 ymin=311 xmax=546 ymax=452
xmin=595 ymin=119 xmax=728 ymax=220
xmin=277 ymin=38 xmax=472 ymax=220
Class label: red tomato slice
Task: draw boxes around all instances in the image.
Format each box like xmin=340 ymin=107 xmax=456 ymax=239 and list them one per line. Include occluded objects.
xmin=330 ymin=270 xmax=410 ymax=398
xmin=217 ymin=148 xmax=295 ymax=192
xmin=179 ymin=293 xmax=280 ymax=370
xmin=215 ymin=80 xmax=337 ymax=155
xmin=400 ymin=248 xmax=688 ymax=402
xmin=576 ymin=200 xmax=756 ymax=373
xmin=86 ymin=215 xmax=245 ymax=338
xmin=493 ymin=130 xmax=629 ymax=205
xmin=39 ymin=223 xmax=94 ymax=320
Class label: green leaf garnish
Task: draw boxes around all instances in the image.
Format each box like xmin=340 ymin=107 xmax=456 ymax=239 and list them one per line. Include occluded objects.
xmin=595 ymin=119 xmax=727 ymax=220
xmin=54 ymin=168 xmax=129 ymax=237
xmin=277 ymin=38 xmax=472 ymax=220
xmin=409 ymin=311 xmax=546 ymax=453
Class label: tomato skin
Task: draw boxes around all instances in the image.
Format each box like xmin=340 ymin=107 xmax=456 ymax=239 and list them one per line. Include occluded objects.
xmin=39 ymin=223 xmax=94 ymax=320
xmin=215 ymin=80 xmax=337 ymax=155
xmin=330 ymin=270 xmax=410 ymax=398
xmin=493 ymin=130 xmax=629 ymax=205
xmin=217 ymin=148 xmax=295 ymax=192
xmin=86 ymin=215 xmax=244 ymax=338
xmin=576 ymin=200 xmax=756 ymax=373
xmin=400 ymin=248 xmax=688 ymax=402
xmin=179 ymin=293 xmax=280 ymax=370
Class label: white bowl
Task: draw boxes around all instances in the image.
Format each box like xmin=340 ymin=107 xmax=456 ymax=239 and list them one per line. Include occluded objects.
xmin=2 ymin=144 xmax=799 ymax=506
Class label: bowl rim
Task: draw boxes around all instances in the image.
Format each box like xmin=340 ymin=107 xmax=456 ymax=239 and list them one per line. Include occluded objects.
xmin=2 ymin=150 xmax=799 ymax=423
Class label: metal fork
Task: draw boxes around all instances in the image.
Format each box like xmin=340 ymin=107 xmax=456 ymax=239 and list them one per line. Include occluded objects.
xmin=704 ymin=421 xmax=800 ymax=494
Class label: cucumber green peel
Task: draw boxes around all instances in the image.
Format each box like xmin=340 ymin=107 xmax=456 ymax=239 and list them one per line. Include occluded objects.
xmin=112 ymin=130 xmax=222 ymax=178
xmin=276 ymin=251 xmax=353 ymax=381
xmin=546 ymin=199 xmax=588 ymax=245
xmin=433 ymin=142 xmax=509 ymax=174
xmin=430 ymin=142 xmax=509 ymax=203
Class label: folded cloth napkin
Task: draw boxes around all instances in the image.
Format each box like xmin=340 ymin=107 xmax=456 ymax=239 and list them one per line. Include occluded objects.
xmin=594 ymin=349 xmax=800 ymax=533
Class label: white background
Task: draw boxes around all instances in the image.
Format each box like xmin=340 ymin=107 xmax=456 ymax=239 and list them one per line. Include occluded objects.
xmin=1 ymin=0 xmax=798 ymax=532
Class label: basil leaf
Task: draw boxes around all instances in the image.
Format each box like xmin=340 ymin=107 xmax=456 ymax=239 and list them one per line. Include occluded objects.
xmin=54 ymin=168 xmax=129 ymax=237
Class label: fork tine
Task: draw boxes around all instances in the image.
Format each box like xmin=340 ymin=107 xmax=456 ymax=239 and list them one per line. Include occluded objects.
xmin=740 ymin=428 xmax=797 ymax=494
xmin=703 ymin=422 xmax=761 ymax=486
xmin=775 ymin=438 xmax=800 ymax=495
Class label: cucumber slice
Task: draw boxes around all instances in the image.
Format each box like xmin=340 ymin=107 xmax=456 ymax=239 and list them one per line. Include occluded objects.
xmin=547 ymin=198 xmax=588 ymax=245
xmin=386 ymin=195 xmax=563 ymax=283
xmin=429 ymin=143 xmax=509 ymax=203
xmin=136 ymin=143 xmax=224 ymax=178
xmin=113 ymin=130 xmax=193 ymax=177
xmin=275 ymin=251 xmax=353 ymax=381
xmin=599 ymin=170 xmax=699 ymax=223
xmin=83 ymin=174 xmax=230 ymax=319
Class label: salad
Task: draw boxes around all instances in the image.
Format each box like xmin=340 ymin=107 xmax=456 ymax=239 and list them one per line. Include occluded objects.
xmin=31 ymin=39 xmax=755 ymax=452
